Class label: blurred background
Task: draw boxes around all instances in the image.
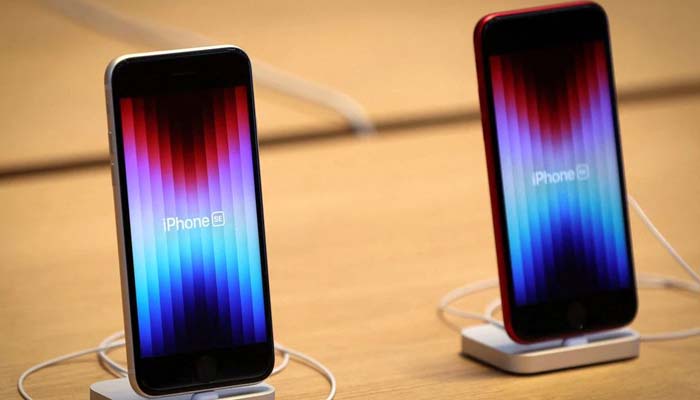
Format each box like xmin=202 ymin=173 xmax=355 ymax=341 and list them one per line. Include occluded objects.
xmin=1 ymin=0 xmax=699 ymax=172
xmin=1 ymin=1 xmax=699 ymax=399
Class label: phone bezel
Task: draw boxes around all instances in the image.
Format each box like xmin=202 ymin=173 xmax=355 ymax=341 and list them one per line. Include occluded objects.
xmin=105 ymin=46 xmax=275 ymax=396
xmin=474 ymin=3 xmax=637 ymax=343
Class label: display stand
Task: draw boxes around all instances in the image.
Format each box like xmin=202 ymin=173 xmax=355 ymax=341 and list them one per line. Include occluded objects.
xmin=90 ymin=378 xmax=274 ymax=400
xmin=461 ymin=324 xmax=639 ymax=374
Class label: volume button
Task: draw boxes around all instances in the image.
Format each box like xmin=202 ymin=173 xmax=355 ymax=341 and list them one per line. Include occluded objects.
xmin=108 ymin=131 xmax=116 ymax=190
xmin=108 ymin=131 xmax=115 ymax=165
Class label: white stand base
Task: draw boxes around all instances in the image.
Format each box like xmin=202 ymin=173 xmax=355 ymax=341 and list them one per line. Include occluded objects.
xmin=90 ymin=378 xmax=274 ymax=400
xmin=461 ymin=324 xmax=639 ymax=374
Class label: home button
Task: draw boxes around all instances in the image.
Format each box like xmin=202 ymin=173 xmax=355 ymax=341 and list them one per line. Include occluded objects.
xmin=195 ymin=355 xmax=218 ymax=383
xmin=567 ymin=302 xmax=586 ymax=330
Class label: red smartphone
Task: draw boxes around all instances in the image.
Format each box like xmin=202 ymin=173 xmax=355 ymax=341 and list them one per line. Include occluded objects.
xmin=474 ymin=2 xmax=637 ymax=343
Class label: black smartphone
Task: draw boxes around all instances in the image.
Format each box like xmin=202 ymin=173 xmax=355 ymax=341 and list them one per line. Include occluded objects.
xmin=105 ymin=46 xmax=274 ymax=396
xmin=474 ymin=2 xmax=637 ymax=342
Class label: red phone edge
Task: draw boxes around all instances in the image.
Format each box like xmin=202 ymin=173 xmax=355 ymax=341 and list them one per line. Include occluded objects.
xmin=473 ymin=1 xmax=600 ymax=344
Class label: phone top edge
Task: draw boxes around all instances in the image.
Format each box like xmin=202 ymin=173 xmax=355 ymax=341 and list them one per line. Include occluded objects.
xmin=104 ymin=44 xmax=245 ymax=88
xmin=473 ymin=1 xmax=606 ymax=75
xmin=476 ymin=1 xmax=599 ymax=28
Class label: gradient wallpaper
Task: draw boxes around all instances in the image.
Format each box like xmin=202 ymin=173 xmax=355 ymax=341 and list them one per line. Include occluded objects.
xmin=489 ymin=41 xmax=631 ymax=306
xmin=120 ymin=86 xmax=267 ymax=358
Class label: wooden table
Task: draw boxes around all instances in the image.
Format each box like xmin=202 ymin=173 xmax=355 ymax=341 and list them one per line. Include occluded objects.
xmin=1 ymin=1 xmax=699 ymax=399
xmin=1 ymin=93 xmax=699 ymax=398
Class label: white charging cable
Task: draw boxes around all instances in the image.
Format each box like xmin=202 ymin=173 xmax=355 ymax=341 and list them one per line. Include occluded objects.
xmin=437 ymin=195 xmax=700 ymax=342
xmin=17 ymin=4 xmax=353 ymax=398
xmin=94 ymin=332 xmax=292 ymax=379
xmin=43 ymin=0 xmax=375 ymax=134
xmin=18 ymin=337 xmax=335 ymax=400
xmin=17 ymin=341 xmax=127 ymax=400
xmin=93 ymin=334 xmax=327 ymax=392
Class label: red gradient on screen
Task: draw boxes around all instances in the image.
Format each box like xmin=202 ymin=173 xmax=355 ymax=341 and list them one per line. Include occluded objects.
xmin=489 ymin=40 xmax=631 ymax=306
xmin=120 ymin=86 xmax=266 ymax=357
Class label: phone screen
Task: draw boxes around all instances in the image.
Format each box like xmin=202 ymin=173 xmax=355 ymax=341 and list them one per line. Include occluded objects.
xmin=119 ymin=86 xmax=267 ymax=357
xmin=477 ymin=4 xmax=636 ymax=339
xmin=108 ymin=48 xmax=273 ymax=393
xmin=489 ymin=39 xmax=632 ymax=307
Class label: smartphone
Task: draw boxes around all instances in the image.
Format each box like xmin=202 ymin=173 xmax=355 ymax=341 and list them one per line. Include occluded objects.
xmin=474 ymin=2 xmax=637 ymax=343
xmin=105 ymin=46 xmax=274 ymax=396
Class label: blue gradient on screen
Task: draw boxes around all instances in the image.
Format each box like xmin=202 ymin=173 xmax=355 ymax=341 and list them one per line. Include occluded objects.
xmin=490 ymin=41 xmax=631 ymax=306
xmin=121 ymin=87 xmax=267 ymax=357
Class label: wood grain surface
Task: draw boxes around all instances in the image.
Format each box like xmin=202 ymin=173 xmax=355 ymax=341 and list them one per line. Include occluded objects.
xmin=1 ymin=92 xmax=699 ymax=399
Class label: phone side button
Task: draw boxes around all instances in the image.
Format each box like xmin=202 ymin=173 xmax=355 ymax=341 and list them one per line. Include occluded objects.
xmin=107 ymin=131 xmax=114 ymax=163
